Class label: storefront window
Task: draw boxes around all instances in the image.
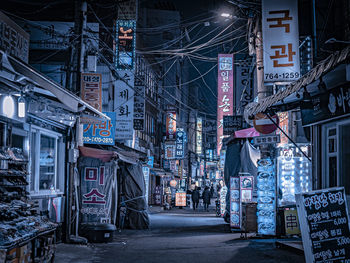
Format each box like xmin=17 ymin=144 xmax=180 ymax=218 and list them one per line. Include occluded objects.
xmin=340 ymin=123 xmax=350 ymax=193
xmin=39 ymin=135 xmax=56 ymax=190
xmin=30 ymin=127 xmax=64 ymax=194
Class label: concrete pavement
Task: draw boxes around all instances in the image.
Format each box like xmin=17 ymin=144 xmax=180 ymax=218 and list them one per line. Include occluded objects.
xmin=55 ymin=208 xmax=305 ymax=263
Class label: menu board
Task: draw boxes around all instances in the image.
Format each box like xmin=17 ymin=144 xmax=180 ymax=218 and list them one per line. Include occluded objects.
xmin=175 ymin=192 xmax=186 ymax=207
xmin=230 ymin=177 xmax=240 ymax=228
xmin=296 ymin=187 xmax=350 ymax=263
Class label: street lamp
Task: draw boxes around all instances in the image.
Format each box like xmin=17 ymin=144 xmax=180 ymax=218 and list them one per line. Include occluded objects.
xmin=221 ymin=13 xmax=231 ymax=18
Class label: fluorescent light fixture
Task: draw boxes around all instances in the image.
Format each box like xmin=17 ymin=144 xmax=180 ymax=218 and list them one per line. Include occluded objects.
xmin=221 ymin=13 xmax=231 ymax=18
xmin=3 ymin=95 xmax=15 ymax=118
xmin=18 ymin=96 xmax=26 ymax=118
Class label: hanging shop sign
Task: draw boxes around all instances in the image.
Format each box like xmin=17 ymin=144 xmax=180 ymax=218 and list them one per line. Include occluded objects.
xmin=83 ymin=112 xmax=116 ymax=145
xmin=163 ymin=159 xmax=170 ymax=170
xmin=253 ymin=112 xmax=279 ymax=135
xmin=178 ymin=161 xmax=183 ymax=178
xmin=301 ymin=84 xmax=350 ymax=126
xmin=142 ymin=166 xmax=150 ymax=204
xmin=253 ymin=134 xmax=280 ymax=145
xmin=296 ymin=187 xmax=350 ymax=263
xmin=235 ymin=56 xmax=254 ymax=115
xmin=133 ymin=85 xmax=145 ymax=130
xmin=240 ymin=175 xmax=254 ymax=202
xmin=0 ymin=11 xmax=29 ymax=63
xmin=164 ymin=143 xmax=176 ymax=160
xmin=230 ymin=177 xmax=240 ymax=228
xmin=166 ymin=110 xmax=176 ymax=140
xmin=262 ymin=0 xmax=300 ymax=83
xmin=115 ymin=20 xmax=136 ymax=70
xmin=80 ymin=161 xmax=117 ymax=224
xmin=175 ymin=192 xmax=186 ymax=206
xmin=175 ymin=128 xmax=185 ymax=159
xmin=223 ymin=115 xmax=243 ymax=135
xmin=277 ymin=112 xmax=289 ymax=146
xmin=147 ymin=156 xmax=154 ymax=168
xmin=257 ymin=158 xmax=276 ymax=235
xmin=196 ymin=117 xmax=202 ymax=155
xmin=169 ymin=160 xmax=176 ymax=173
xmin=81 ymin=73 xmax=102 ymax=112
xmin=284 ymin=209 xmax=300 ymax=235
xmin=217 ymin=54 xmax=234 ymax=156
xmin=114 ymin=71 xmax=134 ymax=140
xmin=199 ymin=161 xmax=204 ymax=176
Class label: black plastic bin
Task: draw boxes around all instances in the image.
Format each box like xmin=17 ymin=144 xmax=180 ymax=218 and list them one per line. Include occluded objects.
xmin=80 ymin=223 xmax=116 ymax=243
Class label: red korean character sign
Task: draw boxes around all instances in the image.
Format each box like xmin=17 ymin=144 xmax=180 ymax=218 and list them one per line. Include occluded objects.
xmin=262 ymin=0 xmax=300 ymax=82
xmin=217 ymin=54 xmax=234 ymax=156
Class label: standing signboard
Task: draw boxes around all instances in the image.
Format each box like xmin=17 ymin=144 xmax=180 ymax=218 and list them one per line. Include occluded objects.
xmin=114 ymin=71 xmax=134 ymax=140
xmin=217 ymin=54 xmax=234 ymax=156
xmin=230 ymin=177 xmax=240 ymax=228
xmin=257 ymin=158 xmax=276 ymax=235
xmin=296 ymin=187 xmax=350 ymax=263
xmin=134 ymin=85 xmax=145 ymax=130
xmin=262 ymin=0 xmax=300 ymax=83
xmin=220 ymin=186 xmax=228 ymax=217
xmin=81 ymin=73 xmax=102 ymax=112
xmin=240 ymin=175 xmax=254 ymax=202
xmin=83 ymin=112 xmax=116 ymax=145
xmin=175 ymin=192 xmax=186 ymax=207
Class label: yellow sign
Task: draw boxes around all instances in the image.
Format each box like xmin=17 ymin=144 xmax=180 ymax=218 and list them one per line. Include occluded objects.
xmin=284 ymin=209 xmax=300 ymax=235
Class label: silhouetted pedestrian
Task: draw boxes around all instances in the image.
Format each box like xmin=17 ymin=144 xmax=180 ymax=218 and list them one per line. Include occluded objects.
xmin=202 ymin=186 xmax=211 ymax=212
xmin=191 ymin=186 xmax=200 ymax=210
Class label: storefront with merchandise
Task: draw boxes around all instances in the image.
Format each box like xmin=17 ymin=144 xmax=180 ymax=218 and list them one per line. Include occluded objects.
xmin=0 ymin=47 xmax=106 ymax=259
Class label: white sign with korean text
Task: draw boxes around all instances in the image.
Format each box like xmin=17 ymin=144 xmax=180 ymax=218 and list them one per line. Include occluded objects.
xmin=262 ymin=0 xmax=300 ymax=82
xmin=114 ymin=70 xmax=134 ymax=140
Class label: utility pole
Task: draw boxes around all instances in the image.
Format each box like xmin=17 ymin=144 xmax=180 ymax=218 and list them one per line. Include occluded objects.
xmin=66 ymin=0 xmax=87 ymax=243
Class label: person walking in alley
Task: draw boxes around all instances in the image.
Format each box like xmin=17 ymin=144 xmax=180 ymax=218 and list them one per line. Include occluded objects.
xmin=191 ymin=187 xmax=200 ymax=211
xmin=210 ymin=184 xmax=214 ymax=198
xmin=202 ymin=186 xmax=211 ymax=212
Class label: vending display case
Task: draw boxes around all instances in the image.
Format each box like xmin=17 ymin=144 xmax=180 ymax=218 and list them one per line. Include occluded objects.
xmin=277 ymin=144 xmax=312 ymax=206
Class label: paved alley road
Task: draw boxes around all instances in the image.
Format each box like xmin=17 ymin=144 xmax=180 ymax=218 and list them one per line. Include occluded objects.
xmin=55 ymin=211 xmax=305 ymax=263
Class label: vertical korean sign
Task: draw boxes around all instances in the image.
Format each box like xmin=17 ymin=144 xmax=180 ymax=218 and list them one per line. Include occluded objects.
xmin=262 ymin=0 xmax=300 ymax=83
xmin=196 ymin=117 xmax=202 ymax=156
xmin=81 ymin=73 xmax=102 ymax=111
xmin=217 ymin=54 xmax=234 ymax=156
xmin=175 ymin=128 xmax=185 ymax=159
xmin=83 ymin=112 xmax=116 ymax=145
xmin=115 ymin=20 xmax=136 ymax=70
xmin=134 ymin=85 xmax=145 ymax=130
xmin=115 ymin=71 xmax=134 ymax=140
xmin=166 ymin=110 xmax=176 ymax=140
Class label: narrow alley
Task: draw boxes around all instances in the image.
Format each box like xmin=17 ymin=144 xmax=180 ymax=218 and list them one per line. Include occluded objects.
xmin=55 ymin=206 xmax=305 ymax=263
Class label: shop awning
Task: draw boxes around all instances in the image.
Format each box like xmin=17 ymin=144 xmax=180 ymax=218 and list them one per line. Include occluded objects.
xmin=234 ymin=127 xmax=260 ymax=138
xmin=0 ymin=51 xmax=109 ymax=120
xmin=244 ymin=45 xmax=350 ymax=119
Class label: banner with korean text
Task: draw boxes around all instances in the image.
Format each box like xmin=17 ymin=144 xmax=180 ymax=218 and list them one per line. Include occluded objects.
xmin=196 ymin=117 xmax=202 ymax=156
xmin=79 ymin=157 xmax=118 ymax=224
xmin=217 ymin=54 xmax=234 ymax=156
xmin=115 ymin=71 xmax=134 ymax=140
xmin=83 ymin=112 xmax=116 ymax=145
xmin=262 ymin=0 xmax=300 ymax=83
